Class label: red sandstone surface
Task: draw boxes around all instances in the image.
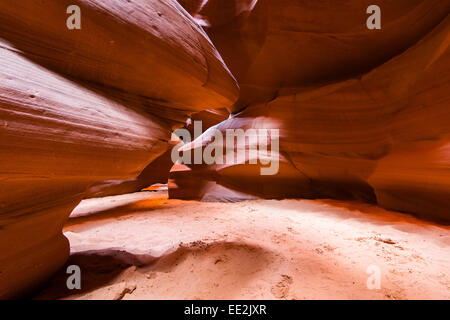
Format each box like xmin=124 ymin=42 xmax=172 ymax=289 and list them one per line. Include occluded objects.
xmin=0 ymin=1 xmax=449 ymax=299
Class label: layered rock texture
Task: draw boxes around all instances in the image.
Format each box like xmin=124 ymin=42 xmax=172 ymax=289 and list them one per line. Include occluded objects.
xmin=179 ymin=0 xmax=449 ymax=106
xmin=84 ymin=141 xmax=177 ymax=199
xmin=1 ymin=0 xmax=449 ymax=300
xmin=170 ymin=1 xmax=450 ymax=222
xmin=0 ymin=0 xmax=237 ymax=299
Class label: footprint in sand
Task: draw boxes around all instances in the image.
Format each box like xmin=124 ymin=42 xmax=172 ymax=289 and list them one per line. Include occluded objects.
xmin=271 ymin=274 xmax=293 ymax=299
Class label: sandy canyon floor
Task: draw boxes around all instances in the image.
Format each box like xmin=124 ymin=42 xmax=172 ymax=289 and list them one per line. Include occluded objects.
xmin=35 ymin=191 xmax=450 ymax=300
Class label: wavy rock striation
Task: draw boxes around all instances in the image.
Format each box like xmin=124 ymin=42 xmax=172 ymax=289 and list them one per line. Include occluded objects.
xmin=0 ymin=0 xmax=238 ymax=298
xmin=1 ymin=0 xmax=449 ymax=300
xmin=180 ymin=0 xmax=449 ymax=107
xmin=170 ymin=2 xmax=450 ymax=222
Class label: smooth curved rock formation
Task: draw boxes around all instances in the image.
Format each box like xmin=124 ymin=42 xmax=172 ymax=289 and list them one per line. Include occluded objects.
xmin=85 ymin=141 xmax=177 ymax=198
xmin=84 ymin=109 xmax=230 ymax=198
xmin=180 ymin=0 xmax=449 ymax=107
xmin=0 ymin=0 xmax=239 ymax=113
xmin=0 ymin=45 xmax=166 ymax=298
xmin=169 ymin=10 xmax=450 ymax=222
xmin=1 ymin=0 xmax=450 ymax=300
xmin=0 ymin=0 xmax=238 ymax=299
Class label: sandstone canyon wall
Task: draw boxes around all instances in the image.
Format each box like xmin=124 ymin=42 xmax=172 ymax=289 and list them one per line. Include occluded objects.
xmin=170 ymin=0 xmax=450 ymax=222
xmin=179 ymin=0 xmax=450 ymax=106
xmin=83 ymin=109 xmax=230 ymax=198
xmin=1 ymin=0 xmax=450 ymax=300
xmin=84 ymin=141 xmax=177 ymax=199
xmin=0 ymin=0 xmax=238 ymax=299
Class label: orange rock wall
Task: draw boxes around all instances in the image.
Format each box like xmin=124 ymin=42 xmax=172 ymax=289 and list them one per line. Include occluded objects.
xmin=1 ymin=0 xmax=449 ymax=299
xmin=181 ymin=0 xmax=449 ymax=107
xmin=170 ymin=1 xmax=450 ymax=222
xmin=0 ymin=0 xmax=238 ymax=298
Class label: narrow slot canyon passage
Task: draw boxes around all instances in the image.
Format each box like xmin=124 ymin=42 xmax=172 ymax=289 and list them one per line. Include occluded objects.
xmin=1 ymin=1 xmax=449 ymax=301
